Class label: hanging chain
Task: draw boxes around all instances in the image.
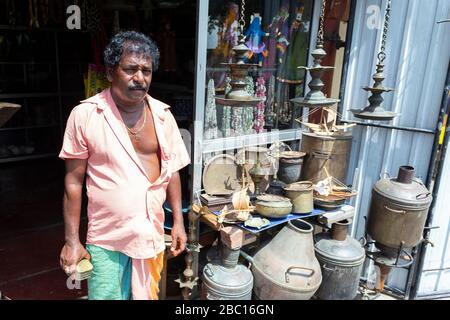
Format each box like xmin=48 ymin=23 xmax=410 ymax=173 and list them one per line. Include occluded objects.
xmin=239 ymin=0 xmax=246 ymax=35
xmin=377 ymin=0 xmax=391 ymax=64
xmin=317 ymin=0 xmax=327 ymax=46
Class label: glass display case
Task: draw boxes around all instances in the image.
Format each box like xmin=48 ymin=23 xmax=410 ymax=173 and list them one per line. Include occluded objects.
xmin=192 ymin=0 xmax=320 ymax=199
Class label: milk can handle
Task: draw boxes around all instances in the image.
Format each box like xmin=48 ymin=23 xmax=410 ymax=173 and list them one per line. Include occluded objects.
xmin=416 ymin=192 xmax=431 ymax=200
xmin=204 ymin=266 xmax=214 ymax=278
xmin=285 ymin=266 xmax=315 ymax=283
xmin=312 ymin=151 xmax=331 ymax=160
xmin=384 ymin=205 xmax=406 ymax=215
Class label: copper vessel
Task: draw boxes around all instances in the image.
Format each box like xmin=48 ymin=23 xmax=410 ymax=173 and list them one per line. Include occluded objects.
xmin=367 ymin=166 xmax=432 ymax=254
xmin=300 ymin=132 xmax=353 ymax=182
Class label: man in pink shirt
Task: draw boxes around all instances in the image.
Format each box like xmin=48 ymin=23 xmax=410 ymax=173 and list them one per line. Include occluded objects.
xmin=59 ymin=31 xmax=190 ymax=300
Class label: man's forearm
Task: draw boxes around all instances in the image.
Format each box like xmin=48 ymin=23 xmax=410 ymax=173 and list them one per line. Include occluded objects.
xmin=63 ymin=186 xmax=83 ymax=245
xmin=166 ymin=171 xmax=184 ymax=225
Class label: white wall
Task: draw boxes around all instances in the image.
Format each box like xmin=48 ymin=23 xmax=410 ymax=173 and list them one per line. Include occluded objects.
xmin=342 ymin=0 xmax=450 ymax=293
xmin=417 ymin=87 xmax=450 ymax=297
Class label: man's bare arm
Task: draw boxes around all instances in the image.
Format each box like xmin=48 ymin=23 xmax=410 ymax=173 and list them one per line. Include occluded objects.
xmin=59 ymin=158 xmax=90 ymax=274
xmin=166 ymin=171 xmax=187 ymax=257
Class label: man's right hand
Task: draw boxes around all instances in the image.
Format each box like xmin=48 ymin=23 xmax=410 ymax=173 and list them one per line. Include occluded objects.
xmin=59 ymin=242 xmax=90 ymax=276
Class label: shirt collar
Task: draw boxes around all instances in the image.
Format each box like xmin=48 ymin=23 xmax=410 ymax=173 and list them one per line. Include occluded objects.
xmin=81 ymin=88 xmax=170 ymax=123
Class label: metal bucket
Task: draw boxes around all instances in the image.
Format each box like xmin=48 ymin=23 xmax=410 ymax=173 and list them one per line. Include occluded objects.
xmin=300 ymin=132 xmax=352 ymax=182
xmin=284 ymin=181 xmax=314 ymax=214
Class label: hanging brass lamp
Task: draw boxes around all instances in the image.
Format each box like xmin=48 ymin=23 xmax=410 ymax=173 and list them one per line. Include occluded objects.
xmin=350 ymin=0 xmax=399 ymax=121
xmin=291 ymin=0 xmax=340 ymax=109
xmin=215 ymin=0 xmax=263 ymax=107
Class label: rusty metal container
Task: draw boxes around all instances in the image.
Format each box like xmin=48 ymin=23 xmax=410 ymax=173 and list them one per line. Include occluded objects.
xmin=278 ymin=151 xmax=306 ymax=184
xmin=314 ymin=220 xmax=365 ymax=300
xmin=241 ymin=219 xmax=322 ymax=300
xmin=367 ymin=166 xmax=433 ymax=253
xmin=300 ymin=132 xmax=352 ymax=182
xmin=201 ymin=246 xmax=254 ymax=300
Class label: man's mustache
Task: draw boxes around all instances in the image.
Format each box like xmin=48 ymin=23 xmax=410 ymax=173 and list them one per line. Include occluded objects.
xmin=129 ymin=86 xmax=147 ymax=91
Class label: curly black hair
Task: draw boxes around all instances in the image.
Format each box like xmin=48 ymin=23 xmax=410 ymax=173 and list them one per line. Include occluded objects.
xmin=103 ymin=31 xmax=160 ymax=71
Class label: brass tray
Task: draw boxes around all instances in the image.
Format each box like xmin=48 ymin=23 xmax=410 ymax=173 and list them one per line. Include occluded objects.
xmin=203 ymin=154 xmax=240 ymax=196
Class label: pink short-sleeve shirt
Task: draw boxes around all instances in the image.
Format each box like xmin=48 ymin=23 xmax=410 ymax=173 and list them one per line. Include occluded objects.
xmin=59 ymin=89 xmax=190 ymax=259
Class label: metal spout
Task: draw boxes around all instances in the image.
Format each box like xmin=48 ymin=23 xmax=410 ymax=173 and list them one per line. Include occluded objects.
xmin=331 ymin=219 xmax=350 ymax=241
xmin=222 ymin=246 xmax=241 ymax=269
xmin=375 ymin=263 xmax=393 ymax=292
xmin=397 ymin=166 xmax=415 ymax=184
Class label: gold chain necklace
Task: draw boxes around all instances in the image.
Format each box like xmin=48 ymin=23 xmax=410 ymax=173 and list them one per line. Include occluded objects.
xmin=125 ymin=104 xmax=147 ymax=136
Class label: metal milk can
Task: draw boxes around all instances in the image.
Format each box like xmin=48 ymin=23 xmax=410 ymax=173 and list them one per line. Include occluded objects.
xmin=314 ymin=220 xmax=365 ymax=300
xmin=201 ymin=245 xmax=254 ymax=300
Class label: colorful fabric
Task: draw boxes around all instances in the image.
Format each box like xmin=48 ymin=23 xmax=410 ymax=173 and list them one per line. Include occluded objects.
xmin=87 ymin=244 xmax=164 ymax=300
xmin=59 ymin=88 xmax=191 ymax=259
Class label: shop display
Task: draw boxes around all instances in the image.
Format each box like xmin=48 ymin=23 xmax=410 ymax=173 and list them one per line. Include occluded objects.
xmin=350 ymin=0 xmax=398 ymax=121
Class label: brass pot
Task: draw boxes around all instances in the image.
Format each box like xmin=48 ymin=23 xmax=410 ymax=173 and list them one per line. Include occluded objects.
xmin=284 ymin=181 xmax=314 ymax=214
xmin=255 ymin=195 xmax=292 ymax=218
